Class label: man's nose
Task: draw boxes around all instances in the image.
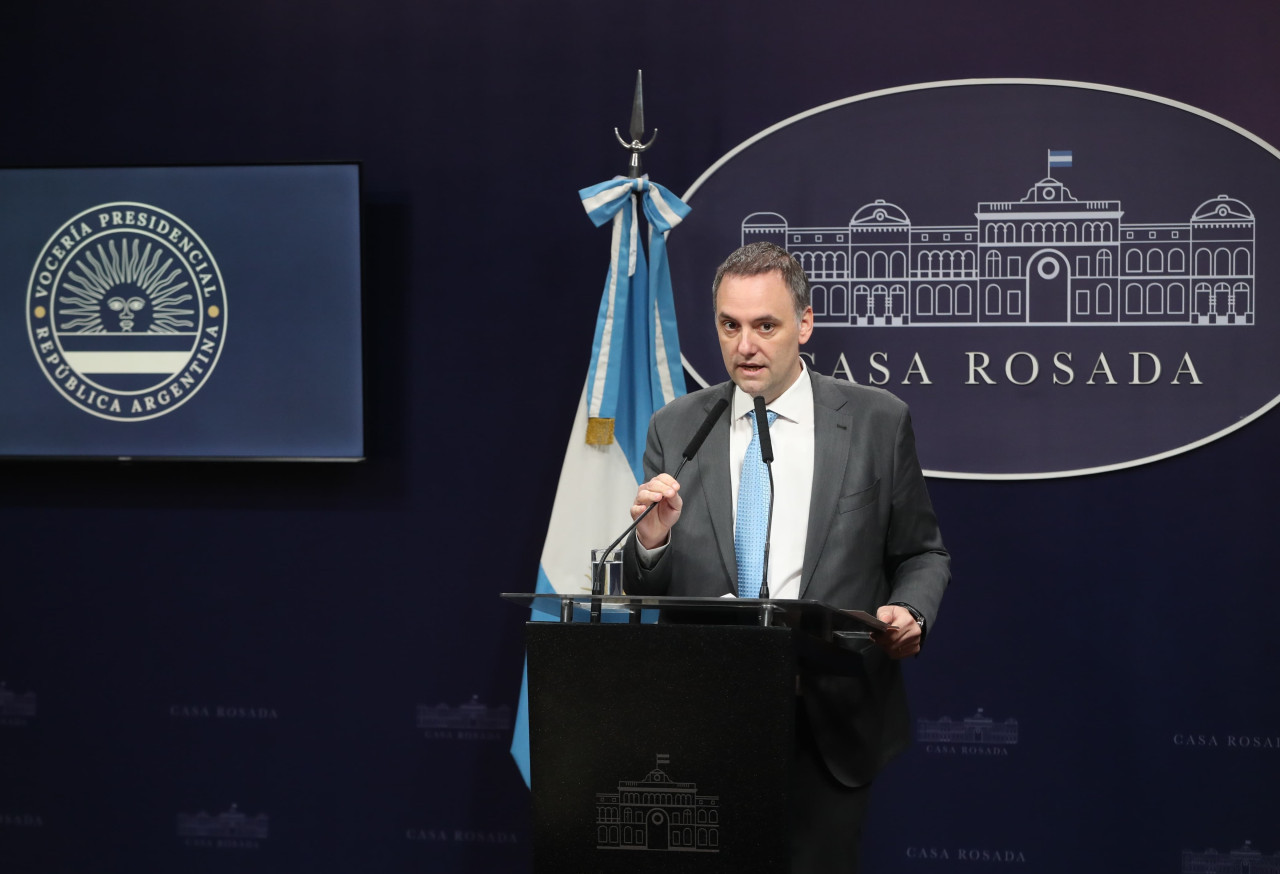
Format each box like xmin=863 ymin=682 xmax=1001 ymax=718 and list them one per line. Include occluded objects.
xmin=737 ymin=330 xmax=758 ymax=355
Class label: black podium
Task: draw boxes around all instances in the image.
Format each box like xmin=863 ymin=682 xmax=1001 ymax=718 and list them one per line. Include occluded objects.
xmin=503 ymin=594 xmax=886 ymax=873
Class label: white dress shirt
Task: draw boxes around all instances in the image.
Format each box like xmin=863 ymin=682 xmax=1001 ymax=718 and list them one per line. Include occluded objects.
xmin=638 ymin=363 xmax=815 ymax=599
xmin=728 ymin=365 xmax=814 ymax=599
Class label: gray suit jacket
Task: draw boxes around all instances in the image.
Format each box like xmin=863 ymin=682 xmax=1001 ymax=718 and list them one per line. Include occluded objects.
xmin=622 ymin=369 xmax=950 ymax=786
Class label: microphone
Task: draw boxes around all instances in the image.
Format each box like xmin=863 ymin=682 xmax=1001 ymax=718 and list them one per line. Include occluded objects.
xmin=589 ymin=398 xmax=730 ymax=619
xmin=753 ymin=395 xmax=776 ymax=601
xmin=680 ymin=397 xmax=730 ymax=465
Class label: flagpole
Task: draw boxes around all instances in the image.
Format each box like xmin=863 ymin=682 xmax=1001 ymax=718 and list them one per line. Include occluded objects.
xmin=594 ymin=70 xmax=660 ymax=620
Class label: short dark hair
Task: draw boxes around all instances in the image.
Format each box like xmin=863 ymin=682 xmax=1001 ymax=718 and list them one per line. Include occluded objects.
xmin=711 ymin=241 xmax=810 ymax=321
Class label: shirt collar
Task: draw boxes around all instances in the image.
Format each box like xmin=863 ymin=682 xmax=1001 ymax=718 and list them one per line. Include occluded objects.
xmin=731 ymin=359 xmax=811 ymax=425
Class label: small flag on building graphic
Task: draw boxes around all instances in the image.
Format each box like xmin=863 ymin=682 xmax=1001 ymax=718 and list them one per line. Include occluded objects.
xmin=1047 ymin=149 xmax=1073 ymax=174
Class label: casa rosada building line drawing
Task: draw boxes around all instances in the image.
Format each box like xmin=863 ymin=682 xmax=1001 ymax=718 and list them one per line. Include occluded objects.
xmin=596 ymin=756 xmax=720 ymax=853
xmin=741 ymin=161 xmax=1255 ymax=328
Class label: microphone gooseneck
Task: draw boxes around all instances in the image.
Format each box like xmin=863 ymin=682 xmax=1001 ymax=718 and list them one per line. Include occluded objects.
xmin=589 ymin=398 xmax=730 ymax=620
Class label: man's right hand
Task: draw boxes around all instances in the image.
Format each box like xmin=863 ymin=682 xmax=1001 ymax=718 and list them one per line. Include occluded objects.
xmin=631 ymin=473 xmax=682 ymax=549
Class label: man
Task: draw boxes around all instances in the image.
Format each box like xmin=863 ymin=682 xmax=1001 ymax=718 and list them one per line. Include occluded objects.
xmin=622 ymin=241 xmax=950 ymax=872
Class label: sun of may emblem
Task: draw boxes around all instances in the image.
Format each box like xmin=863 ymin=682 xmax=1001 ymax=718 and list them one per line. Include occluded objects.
xmin=26 ymin=202 xmax=227 ymax=421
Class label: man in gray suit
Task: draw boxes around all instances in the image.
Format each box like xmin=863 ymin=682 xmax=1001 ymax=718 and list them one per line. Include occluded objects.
xmin=622 ymin=241 xmax=950 ymax=873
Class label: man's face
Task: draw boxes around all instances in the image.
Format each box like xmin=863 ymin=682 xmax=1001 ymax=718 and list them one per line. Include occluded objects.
xmin=715 ymin=270 xmax=814 ymax=403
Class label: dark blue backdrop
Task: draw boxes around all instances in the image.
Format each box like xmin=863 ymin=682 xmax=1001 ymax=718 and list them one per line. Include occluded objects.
xmin=1 ymin=1 xmax=1277 ymax=872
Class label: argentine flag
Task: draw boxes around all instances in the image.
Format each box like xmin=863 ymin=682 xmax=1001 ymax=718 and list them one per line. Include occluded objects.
xmin=509 ymin=177 xmax=690 ymax=787
xmin=1048 ymin=149 xmax=1073 ymax=167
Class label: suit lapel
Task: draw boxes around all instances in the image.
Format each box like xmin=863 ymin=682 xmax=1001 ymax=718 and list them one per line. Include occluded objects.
xmin=801 ymin=373 xmax=851 ymax=598
xmin=697 ymin=386 xmax=737 ymax=594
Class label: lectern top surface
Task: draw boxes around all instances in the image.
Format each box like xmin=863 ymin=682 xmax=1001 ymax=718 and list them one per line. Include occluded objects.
xmin=499 ymin=593 xmax=890 ymax=632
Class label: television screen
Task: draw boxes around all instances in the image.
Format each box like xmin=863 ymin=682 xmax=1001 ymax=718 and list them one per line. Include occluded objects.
xmin=0 ymin=163 xmax=364 ymax=459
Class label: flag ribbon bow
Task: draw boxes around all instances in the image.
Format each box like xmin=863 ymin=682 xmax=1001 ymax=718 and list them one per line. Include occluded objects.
xmin=579 ymin=177 xmax=691 ymax=455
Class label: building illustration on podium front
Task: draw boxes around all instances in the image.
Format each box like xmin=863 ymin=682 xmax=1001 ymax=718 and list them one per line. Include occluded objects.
xmin=742 ymin=153 xmax=1255 ymax=327
xmin=596 ymin=755 xmax=720 ymax=853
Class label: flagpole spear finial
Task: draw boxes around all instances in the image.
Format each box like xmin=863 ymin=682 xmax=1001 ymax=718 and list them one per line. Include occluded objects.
xmin=614 ymin=69 xmax=658 ymax=178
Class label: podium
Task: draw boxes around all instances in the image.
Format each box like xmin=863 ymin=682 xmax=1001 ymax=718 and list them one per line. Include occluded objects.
xmin=503 ymin=594 xmax=886 ymax=873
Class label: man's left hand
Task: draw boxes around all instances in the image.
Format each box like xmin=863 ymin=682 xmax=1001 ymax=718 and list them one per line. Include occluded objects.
xmin=871 ymin=605 xmax=922 ymax=659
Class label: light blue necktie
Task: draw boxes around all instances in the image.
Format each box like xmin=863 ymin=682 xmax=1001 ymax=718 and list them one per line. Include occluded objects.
xmin=735 ymin=409 xmax=777 ymax=599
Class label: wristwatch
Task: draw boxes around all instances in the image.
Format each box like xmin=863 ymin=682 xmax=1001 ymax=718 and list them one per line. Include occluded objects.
xmin=889 ymin=602 xmax=926 ymax=640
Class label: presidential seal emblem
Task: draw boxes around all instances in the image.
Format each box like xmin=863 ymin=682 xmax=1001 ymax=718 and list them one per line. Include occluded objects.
xmin=26 ymin=202 xmax=227 ymax=421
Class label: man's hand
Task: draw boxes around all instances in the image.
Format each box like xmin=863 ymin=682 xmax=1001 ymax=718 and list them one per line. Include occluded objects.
xmin=631 ymin=473 xmax=682 ymax=549
xmin=871 ymin=604 xmax=922 ymax=660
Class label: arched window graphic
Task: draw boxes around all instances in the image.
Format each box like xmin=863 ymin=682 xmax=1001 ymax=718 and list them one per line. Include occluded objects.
xmin=890 ymin=251 xmax=906 ymax=278
xmin=1214 ymin=248 xmax=1232 ymax=276
xmin=830 ymin=286 xmax=848 ymax=316
xmin=1234 ymin=282 xmax=1251 ymax=316
xmin=624 ymin=826 xmax=633 ymax=843
xmin=917 ymin=285 xmax=934 ymax=316
xmin=985 ymin=284 xmax=1001 ymax=316
xmin=955 ymin=284 xmax=972 ymax=316
xmin=1096 ymin=283 xmax=1113 ymax=315
xmin=1214 ymin=281 xmax=1231 ymax=315
xmin=936 ymin=284 xmax=953 ymax=316
xmin=872 ymin=284 xmax=889 ymax=317
xmin=855 ymin=251 xmax=870 ymax=278
xmin=961 ymin=250 xmax=975 ymax=274
xmin=1234 ymin=247 xmax=1251 ymax=275
xmin=1083 ymin=221 xmax=1111 ymax=242
xmin=918 ymin=250 xmax=932 ymax=275
xmin=1195 ymin=282 xmax=1212 ymax=315
xmin=1195 ymin=248 xmax=1212 ymax=276
xmin=696 ymin=809 xmax=707 ymax=824
xmin=1097 ymin=250 xmax=1113 ymax=277
xmin=1147 ymin=249 xmax=1163 ymax=274
xmin=1126 ymin=249 xmax=1143 ymax=273
xmin=985 ymin=250 xmax=1001 ymax=277
xmin=1168 ymin=282 xmax=1186 ymax=314
xmin=891 ymin=284 xmax=907 ymax=318
xmin=811 ymin=285 xmax=827 ymax=316
xmin=1126 ymin=283 xmax=1144 ymax=314
xmin=872 ymin=251 xmax=888 ymax=279
xmin=834 ymin=251 xmax=848 ymax=274
xmin=854 ymin=285 xmax=870 ymax=318
xmin=1146 ymin=283 xmax=1164 ymax=315
xmin=1168 ymin=248 xmax=1185 ymax=273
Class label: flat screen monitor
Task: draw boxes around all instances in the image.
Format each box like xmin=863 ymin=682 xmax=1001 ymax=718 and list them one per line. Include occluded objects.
xmin=0 ymin=163 xmax=364 ymax=460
